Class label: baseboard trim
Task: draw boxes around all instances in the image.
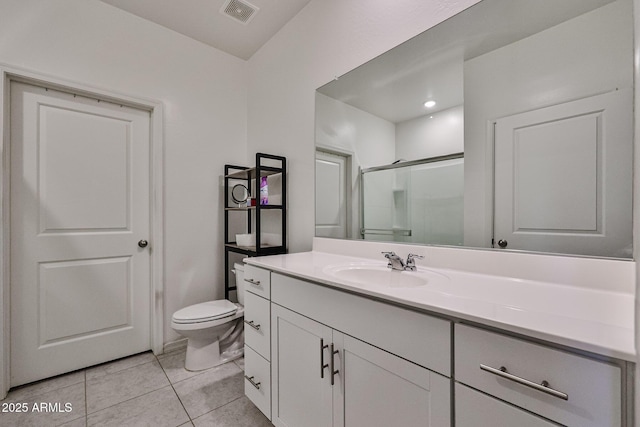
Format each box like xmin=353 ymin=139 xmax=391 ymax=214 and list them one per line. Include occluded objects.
xmin=162 ymin=338 xmax=187 ymax=355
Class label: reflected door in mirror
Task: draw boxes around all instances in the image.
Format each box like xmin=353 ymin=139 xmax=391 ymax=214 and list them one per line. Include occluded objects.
xmin=315 ymin=150 xmax=348 ymax=239
xmin=493 ymin=89 xmax=632 ymax=258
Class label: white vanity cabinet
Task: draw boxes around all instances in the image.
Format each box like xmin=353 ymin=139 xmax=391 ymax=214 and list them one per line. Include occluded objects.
xmin=454 ymin=324 xmax=623 ymax=427
xmin=243 ymin=265 xmax=272 ymax=420
xmin=270 ymin=273 xmax=451 ymax=427
xmin=242 ymin=261 xmax=631 ymax=427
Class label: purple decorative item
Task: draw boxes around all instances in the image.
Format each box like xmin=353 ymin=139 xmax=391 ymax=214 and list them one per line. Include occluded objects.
xmin=260 ymin=176 xmax=268 ymax=205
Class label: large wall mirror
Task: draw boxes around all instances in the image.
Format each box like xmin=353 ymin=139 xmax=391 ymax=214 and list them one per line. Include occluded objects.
xmin=315 ymin=0 xmax=633 ymax=259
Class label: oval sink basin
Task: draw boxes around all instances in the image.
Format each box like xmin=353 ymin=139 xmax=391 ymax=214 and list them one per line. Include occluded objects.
xmin=322 ymin=263 xmax=448 ymax=289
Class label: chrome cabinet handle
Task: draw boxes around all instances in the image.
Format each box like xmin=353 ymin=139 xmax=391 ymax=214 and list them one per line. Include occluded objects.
xmin=480 ymin=364 xmax=568 ymax=401
xmin=244 ymin=320 xmax=261 ymax=331
xmin=320 ymin=339 xmax=329 ymax=378
xmin=246 ymin=278 xmax=261 ymax=286
xmin=245 ymin=375 xmax=261 ymax=390
xmin=330 ymin=343 xmax=339 ymax=386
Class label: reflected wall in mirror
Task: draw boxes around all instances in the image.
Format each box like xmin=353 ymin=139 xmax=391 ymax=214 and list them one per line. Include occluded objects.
xmin=315 ymin=0 xmax=633 ymax=259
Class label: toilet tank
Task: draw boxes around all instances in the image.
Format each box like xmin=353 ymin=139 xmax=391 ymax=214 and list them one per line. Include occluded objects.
xmin=234 ymin=262 xmax=245 ymax=305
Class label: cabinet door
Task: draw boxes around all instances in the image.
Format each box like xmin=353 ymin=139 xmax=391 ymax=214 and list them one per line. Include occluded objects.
xmin=455 ymin=383 xmax=556 ymax=427
xmin=271 ymin=304 xmax=333 ymax=427
xmin=334 ymin=331 xmax=451 ymax=427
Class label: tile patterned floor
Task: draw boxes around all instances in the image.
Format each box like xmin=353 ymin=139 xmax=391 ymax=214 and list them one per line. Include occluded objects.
xmin=0 ymin=349 xmax=272 ymax=427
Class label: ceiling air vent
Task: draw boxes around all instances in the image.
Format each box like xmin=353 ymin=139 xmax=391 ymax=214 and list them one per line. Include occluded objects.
xmin=221 ymin=0 xmax=259 ymax=25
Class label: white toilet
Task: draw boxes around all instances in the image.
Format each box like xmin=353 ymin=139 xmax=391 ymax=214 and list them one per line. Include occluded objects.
xmin=171 ymin=263 xmax=245 ymax=371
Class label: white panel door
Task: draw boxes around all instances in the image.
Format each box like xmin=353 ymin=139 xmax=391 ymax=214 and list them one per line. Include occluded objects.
xmin=494 ymin=90 xmax=632 ymax=257
xmin=333 ymin=331 xmax=450 ymax=427
xmin=10 ymin=82 xmax=151 ymax=386
xmin=315 ymin=150 xmax=347 ymax=239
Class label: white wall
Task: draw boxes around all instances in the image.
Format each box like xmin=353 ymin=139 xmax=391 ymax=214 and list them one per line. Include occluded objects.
xmin=633 ymin=1 xmax=640 ymax=421
xmin=463 ymin=0 xmax=633 ymax=248
xmin=316 ymin=92 xmax=395 ymax=168
xmin=396 ymin=105 xmax=464 ymax=161
xmin=247 ymin=0 xmax=482 ymax=253
xmin=0 ymin=0 xmax=248 ymax=344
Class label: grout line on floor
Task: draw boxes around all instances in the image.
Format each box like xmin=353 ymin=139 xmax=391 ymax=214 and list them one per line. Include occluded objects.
xmin=157 ymin=353 xmax=193 ymax=423
xmin=191 ymin=394 xmax=246 ymax=424
xmin=86 ymin=384 xmax=176 ymax=417
xmin=163 ymin=361 xmax=223 ymax=386
xmin=4 ymin=369 xmax=86 ymax=401
xmin=83 ymin=370 xmax=88 ymax=427
xmin=85 ymin=360 xmax=169 ymax=413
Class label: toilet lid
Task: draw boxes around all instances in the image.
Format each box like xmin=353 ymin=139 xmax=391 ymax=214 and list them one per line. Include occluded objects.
xmin=172 ymin=300 xmax=238 ymax=323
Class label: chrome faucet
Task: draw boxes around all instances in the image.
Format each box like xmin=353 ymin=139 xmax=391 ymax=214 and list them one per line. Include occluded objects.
xmin=382 ymin=251 xmax=405 ymax=271
xmin=382 ymin=252 xmax=424 ymax=271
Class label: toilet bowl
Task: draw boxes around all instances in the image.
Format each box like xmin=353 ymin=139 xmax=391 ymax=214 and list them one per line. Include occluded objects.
xmin=171 ymin=263 xmax=245 ymax=371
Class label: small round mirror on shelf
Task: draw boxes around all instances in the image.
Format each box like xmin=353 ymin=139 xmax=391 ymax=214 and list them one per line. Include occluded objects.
xmin=231 ymin=184 xmax=249 ymax=207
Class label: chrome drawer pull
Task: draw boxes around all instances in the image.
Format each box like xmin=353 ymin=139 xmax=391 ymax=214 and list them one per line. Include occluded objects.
xmin=244 ymin=320 xmax=261 ymax=331
xmin=246 ymin=278 xmax=261 ymax=286
xmin=245 ymin=375 xmax=261 ymax=390
xmin=480 ymin=364 xmax=568 ymax=401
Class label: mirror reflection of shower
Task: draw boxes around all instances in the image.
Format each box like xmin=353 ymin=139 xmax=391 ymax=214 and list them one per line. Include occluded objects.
xmin=361 ymin=154 xmax=464 ymax=246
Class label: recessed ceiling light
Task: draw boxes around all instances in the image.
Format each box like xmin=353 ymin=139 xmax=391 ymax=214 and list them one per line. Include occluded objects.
xmin=424 ymin=100 xmax=436 ymax=108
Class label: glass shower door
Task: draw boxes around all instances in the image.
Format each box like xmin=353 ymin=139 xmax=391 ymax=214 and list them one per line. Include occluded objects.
xmin=360 ymin=156 xmax=464 ymax=245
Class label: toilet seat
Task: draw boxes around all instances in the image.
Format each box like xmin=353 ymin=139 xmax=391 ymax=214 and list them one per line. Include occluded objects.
xmin=172 ymin=299 xmax=238 ymax=324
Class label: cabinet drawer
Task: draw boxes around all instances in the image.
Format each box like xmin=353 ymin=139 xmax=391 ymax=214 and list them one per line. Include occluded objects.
xmin=272 ymin=273 xmax=451 ymax=376
xmin=244 ymin=291 xmax=270 ymax=360
xmin=244 ymin=265 xmax=271 ymax=299
xmin=244 ymin=345 xmax=271 ymax=420
xmin=455 ymin=383 xmax=556 ymax=427
xmin=455 ymin=324 xmax=621 ymax=427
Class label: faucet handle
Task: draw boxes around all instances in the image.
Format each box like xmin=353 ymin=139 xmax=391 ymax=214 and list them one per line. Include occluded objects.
xmin=382 ymin=251 xmax=408 ymax=270
xmin=382 ymin=251 xmax=399 ymax=269
xmin=406 ymin=253 xmax=424 ymax=269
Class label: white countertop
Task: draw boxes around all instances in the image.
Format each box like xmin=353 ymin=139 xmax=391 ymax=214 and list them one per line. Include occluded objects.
xmin=245 ymin=250 xmax=636 ymax=362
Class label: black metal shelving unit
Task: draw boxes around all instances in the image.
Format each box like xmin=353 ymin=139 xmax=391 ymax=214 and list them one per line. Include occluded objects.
xmin=224 ymin=153 xmax=287 ymax=299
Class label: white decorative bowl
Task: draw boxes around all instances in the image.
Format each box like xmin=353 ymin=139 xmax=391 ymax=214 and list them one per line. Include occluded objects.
xmin=236 ymin=233 xmax=256 ymax=247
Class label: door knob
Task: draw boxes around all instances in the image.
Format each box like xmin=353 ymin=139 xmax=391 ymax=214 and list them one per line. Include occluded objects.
xmin=497 ymin=239 xmax=508 ymax=248
xmin=138 ymin=240 xmax=149 ymax=248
